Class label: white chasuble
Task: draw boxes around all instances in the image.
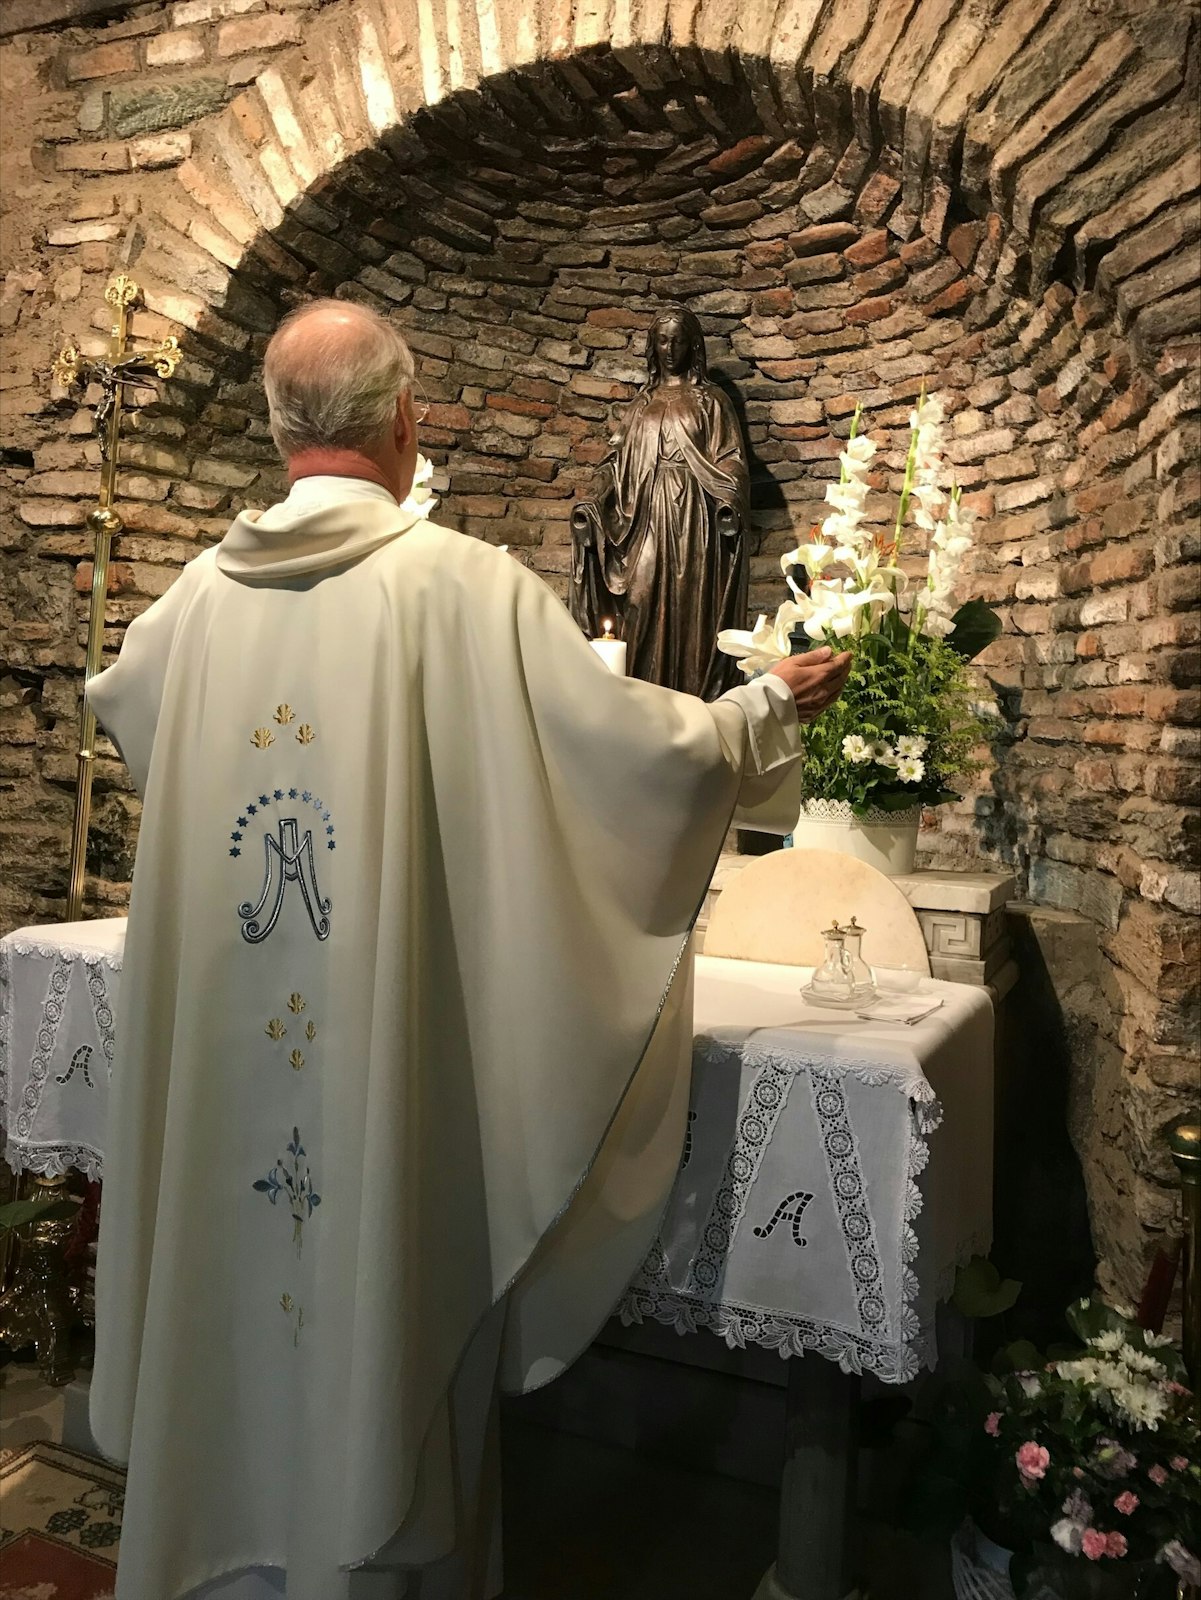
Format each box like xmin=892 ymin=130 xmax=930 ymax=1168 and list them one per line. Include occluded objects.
xmin=85 ymin=478 xmax=801 ymax=1600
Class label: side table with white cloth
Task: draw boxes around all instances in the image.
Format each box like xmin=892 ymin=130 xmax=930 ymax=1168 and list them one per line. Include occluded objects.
xmin=0 ymin=921 xmax=994 ymax=1600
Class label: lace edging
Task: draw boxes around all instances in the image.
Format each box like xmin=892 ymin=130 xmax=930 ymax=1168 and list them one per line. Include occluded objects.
xmin=5 ymin=1141 xmax=105 ymax=1183
xmin=617 ymin=1287 xmax=928 ymax=1385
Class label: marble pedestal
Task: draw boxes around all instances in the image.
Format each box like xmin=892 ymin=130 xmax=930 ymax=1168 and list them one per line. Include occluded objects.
xmin=701 ymin=855 xmax=1018 ymax=1002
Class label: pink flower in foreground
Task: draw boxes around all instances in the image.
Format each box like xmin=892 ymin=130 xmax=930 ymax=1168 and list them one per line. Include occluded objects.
xmin=1073 ymin=1466 xmax=1085 ymax=1479
xmin=1082 ymin=1530 xmax=1108 ymax=1561
xmin=1114 ymin=1492 xmax=1139 ymax=1516
xmin=1149 ymin=1465 xmax=1168 ymax=1486
xmin=985 ymin=1412 xmax=1001 ymax=1436
xmin=1106 ymin=1532 xmax=1128 ymax=1558
xmin=1170 ymin=1456 xmax=1189 ymax=1472
xmin=1017 ymin=1442 xmax=1050 ymax=1481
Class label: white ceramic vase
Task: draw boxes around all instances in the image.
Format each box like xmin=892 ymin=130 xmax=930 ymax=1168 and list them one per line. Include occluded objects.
xmin=791 ymin=797 xmax=921 ymax=876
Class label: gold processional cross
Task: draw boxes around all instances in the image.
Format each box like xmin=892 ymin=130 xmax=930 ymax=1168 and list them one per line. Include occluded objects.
xmin=52 ymin=273 xmax=181 ymax=921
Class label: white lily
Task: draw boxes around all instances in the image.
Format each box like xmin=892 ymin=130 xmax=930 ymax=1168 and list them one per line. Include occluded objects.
xmin=718 ymin=600 xmax=808 ymax=676
xmin=803 ymin=582 xmax=885 ymax=640
xmin=401 ymin=453 xmax=439 ymax=517
xmin=781 ymin=542 xmax=837 ymax=589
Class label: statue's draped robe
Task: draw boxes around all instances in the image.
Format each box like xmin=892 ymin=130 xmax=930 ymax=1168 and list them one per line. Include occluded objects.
xmin=572 ymin=380 xmax=749 ymax=701
xmin=85 ymin=478 xmax=800 ymax=1600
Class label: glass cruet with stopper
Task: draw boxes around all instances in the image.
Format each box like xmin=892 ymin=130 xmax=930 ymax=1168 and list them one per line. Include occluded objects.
xmin=804 ymin=922 xmax=858 ymax=1009
xmin=841 ymin=916 xmax=877 ymax=1005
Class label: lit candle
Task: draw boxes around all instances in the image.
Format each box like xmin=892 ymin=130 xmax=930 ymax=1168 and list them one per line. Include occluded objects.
xmin=590 ymin=618 xmax=627 ymax=676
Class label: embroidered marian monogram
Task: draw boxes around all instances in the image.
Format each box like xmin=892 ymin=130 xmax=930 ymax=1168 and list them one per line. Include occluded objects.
xmin=752 ymin=1189 xmax=814 ymax=1248
xmin=238 ymin=819 xmax=332 ymax=943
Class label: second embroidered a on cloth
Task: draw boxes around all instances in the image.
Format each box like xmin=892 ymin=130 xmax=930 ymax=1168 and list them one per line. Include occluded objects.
xmin=84 ymin=479 xmax=801 ymax=1600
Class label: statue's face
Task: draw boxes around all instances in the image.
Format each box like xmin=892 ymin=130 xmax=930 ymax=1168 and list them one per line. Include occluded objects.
xmin=654 ymin=317 xmax=692 ymax=377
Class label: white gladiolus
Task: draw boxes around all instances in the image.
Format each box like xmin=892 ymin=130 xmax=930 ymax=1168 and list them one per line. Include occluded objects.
xmin=842 ymin=735 xmax=872 ymax=763
xmin=917 ymin=486 xmax=976 ymax=641
xmin=896 ymin=756 xmax=925 ymax=783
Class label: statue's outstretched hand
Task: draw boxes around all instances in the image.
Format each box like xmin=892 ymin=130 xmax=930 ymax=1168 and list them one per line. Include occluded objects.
xmin=768 ymin=646 xmax=853 ymax=724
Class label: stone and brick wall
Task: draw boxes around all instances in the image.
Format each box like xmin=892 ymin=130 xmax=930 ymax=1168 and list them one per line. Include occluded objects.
xmin=2 ymin=0 xmax=1198 ymax=1308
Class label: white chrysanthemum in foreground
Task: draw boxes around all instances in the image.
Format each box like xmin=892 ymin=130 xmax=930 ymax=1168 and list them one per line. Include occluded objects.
xmin=842 ymin=735 xmax=872 ymax=763
xmin=1091 ymin=1330 xmax=1125 ymax=1354
xmin=896 ymin=735 xmax=928 ymax=759
xmin=896 ymin=756 xmax=925 ymax=784
xmin=1121 ymin=1344 xmax=1167 ymax=1379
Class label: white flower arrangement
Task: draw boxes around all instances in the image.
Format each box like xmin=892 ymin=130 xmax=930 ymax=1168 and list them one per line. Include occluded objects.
xmin=716 ymin=389 xmax=1000 ymax=816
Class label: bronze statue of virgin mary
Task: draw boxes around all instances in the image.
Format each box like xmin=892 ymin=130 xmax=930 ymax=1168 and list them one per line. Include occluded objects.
xmin=570 ymin=306 xmax=750 ymax=700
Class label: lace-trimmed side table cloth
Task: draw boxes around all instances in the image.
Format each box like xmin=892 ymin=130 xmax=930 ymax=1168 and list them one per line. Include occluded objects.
xmin=0 ymin=919 xmax=126 ymax=1182
xmin=620 ymin=955 xmax=994 ymax=1385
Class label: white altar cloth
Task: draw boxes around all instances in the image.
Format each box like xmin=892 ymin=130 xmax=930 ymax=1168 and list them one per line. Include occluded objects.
xmin=0 ymin=917 xmax=125 ymax=1181
xmin=0 ymin=925 xmax=992 ymax=1384
xmin=619 ymin=955 xmax=993 ymax=1383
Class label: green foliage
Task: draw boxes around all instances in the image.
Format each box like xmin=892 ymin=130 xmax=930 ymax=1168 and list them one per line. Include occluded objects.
xmin=0 ymin=1195 xmax=78 ymax=1236
xmin=946 ymin=598 xmax=1003 ymax=662
xmin=799 ymin=627 xmax=991 ymax=813
xmin=953 ymin=1256 xmax=1023 ymax=1320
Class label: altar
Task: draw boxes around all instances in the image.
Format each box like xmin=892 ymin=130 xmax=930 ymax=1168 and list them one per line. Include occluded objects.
xmin=1 ymin=911 xmax=994 ymax=1600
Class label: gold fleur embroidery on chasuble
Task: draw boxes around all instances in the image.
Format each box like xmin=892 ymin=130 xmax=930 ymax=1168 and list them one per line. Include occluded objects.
xmin=274 ymin=704 xmax=295 ymax=726
xmin=290 ymin=1049 xmax=305 ymax=1072
xmin=266 ymin=1018 xmax=287 ymax=1041
xmin=288 ymin=993 xmax=306 ymax=1014
xmin=280 ymin=1293 xmax=293 ymax=1314
xmin=296 ymin=723 xmax=315 ymax=745
xmin=251 ymin=727 xmax=275 ymax=750
xmin=305 ymin=1021 xmax=316 ymax=1042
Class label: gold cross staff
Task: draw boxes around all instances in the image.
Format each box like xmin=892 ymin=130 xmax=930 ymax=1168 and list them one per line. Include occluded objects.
xmin=52 ymin=273 xmax=181 ymax=922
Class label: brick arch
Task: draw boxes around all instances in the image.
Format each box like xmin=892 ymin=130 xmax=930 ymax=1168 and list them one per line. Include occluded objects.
xmin=138 ymin=0 xmax=1198 ymax=371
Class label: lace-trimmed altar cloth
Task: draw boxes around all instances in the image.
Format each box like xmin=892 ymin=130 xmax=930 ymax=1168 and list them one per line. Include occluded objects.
xmin=0 ymin=917 xmax=125 ymax=1182
xmin=619 ymin=955 xmax=994 ymax=1384
xmin=2 ymin=930 xmax=992 ymax=1388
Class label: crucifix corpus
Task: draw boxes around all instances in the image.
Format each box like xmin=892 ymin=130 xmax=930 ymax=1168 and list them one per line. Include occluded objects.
xmin=52 ymin=273 xmax=181 ymax=922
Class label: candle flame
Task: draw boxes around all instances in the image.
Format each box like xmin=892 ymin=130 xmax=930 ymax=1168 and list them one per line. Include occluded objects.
xmin=601 ymin=618 xmax=615 ymax=639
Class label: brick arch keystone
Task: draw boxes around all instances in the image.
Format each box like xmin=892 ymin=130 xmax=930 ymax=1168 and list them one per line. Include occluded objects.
xmin=134 ymin=0 xmax=1198 ymax=379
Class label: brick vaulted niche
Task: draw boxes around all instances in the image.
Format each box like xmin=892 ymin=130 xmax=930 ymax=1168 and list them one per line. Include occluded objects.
xmin=1 ymin=0 xmax=1198 ymax=1304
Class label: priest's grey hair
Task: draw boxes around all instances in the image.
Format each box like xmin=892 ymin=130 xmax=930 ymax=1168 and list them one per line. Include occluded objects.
xmin=264 ymin=298 xmax=415 ymax=457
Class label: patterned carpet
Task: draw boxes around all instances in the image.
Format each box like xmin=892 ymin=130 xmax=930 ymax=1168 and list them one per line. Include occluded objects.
xmin=0 ymin=1441 xmax=122 ymax=1599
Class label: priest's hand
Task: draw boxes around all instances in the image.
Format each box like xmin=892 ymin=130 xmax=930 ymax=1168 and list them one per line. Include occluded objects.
xmin=768 ymin=646 xmax=853 ymax=724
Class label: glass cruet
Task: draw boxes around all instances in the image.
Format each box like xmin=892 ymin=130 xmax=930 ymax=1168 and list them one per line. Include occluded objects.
xmin=842 ymin=917 xmax=877 ymax=1005
xmin=804 ymin=922 xmax=859 ymax=1008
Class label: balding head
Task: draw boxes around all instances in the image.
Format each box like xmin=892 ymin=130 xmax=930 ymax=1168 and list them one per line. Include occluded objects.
xmin=264 ymin=298 xmax=415 ymax=460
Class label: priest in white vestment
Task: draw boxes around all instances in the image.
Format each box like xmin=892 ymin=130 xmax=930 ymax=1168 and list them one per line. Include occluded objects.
xmin=85 ymin=300 xmax=851 ymax=1600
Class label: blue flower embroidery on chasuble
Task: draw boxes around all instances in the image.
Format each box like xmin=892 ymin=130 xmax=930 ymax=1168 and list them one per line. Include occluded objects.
xmin=253 ymin=1127 xmax=322 ymax=1257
